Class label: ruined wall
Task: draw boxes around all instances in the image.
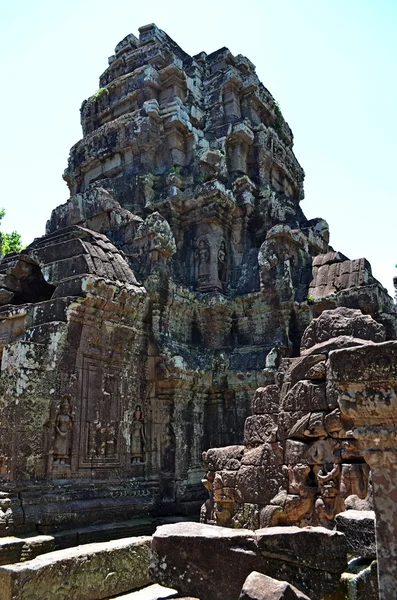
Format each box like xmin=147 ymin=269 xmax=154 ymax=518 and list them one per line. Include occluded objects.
xmin=0 ymin=25 xmax=395 ymax=532
xmin=201 ymin=308 xmax=391 ymax=531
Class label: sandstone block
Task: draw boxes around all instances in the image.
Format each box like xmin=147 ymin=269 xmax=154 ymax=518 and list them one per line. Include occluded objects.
xmin=286 ymin=355 xmax=326 ymax=385
xmin=109 ymin=583 xmax=178 ymax=599
xmin=284 ymin=440 xmax=310 ymax=465
xmin=150 ymin=522 xmax=261 ymax=600
xmin=281 ymin=381 xmax=327 ymax=412
xmin=0 ymin=538 xmax=25 ymax=566
xmin=204 ymin=445 xmax=244 ymax=471
xmin=0 ymin=536 xmax=151 ymax=600
xmin=335 ymin=510 xmax=376 ymax=558
xmin=256 ymin=526 xmax=346 ymax=599
xmin=238 ymin=571 xmax=311 ymax=600
xmin=241 ymin=443 xmax=284 ymax=467
xmin=244 ymin=415 xmax=278 ymax=446
xmin=340 ymin=558 xmax=378 ymax=600
xmin=235 ymin=463 xmax=287 ymax=505
xmin=300 ymin=307 xmax=385 ymax=353
xmin=252 ymin=386 xmax=280 ymax=414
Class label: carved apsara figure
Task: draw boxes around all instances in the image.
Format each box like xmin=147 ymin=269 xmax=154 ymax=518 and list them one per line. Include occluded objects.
xmin=195 ymin=238 xmax=210 ymax=280
xmin=161 ymin=422 xmax=176 ymax=473
xmin=131 ymin=404 xmax=146 ymax=463
xmin=218 ymin=240 xmax=227 ymax=282
xmin=53 ymin=395 xmax=72 ymax=465
xmin=104 ymin=422 xmax=116 ymax=457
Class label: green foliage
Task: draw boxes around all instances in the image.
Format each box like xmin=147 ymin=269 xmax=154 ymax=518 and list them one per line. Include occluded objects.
xmin=0 ymin=208 xmax=24 ymax=256
xmin=89 ymin=87 xmax=109 ymax=103
xmin=2 ymin=231 xmax=23 ymax=255
xmin=306 ymin=295 xmax=315 ymax=305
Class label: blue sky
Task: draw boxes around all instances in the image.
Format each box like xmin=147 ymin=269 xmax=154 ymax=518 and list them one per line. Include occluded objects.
xmin=1 ymin=0 xmax=396 ymax=295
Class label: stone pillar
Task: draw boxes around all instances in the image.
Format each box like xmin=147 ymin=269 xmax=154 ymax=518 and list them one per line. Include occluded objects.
xmin=329 ymin=341 xmax=397 ymax=600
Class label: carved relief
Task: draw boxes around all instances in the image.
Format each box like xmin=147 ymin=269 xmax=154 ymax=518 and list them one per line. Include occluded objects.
xmin=218 ymin=240 xmax=227 ymax=283
xmin=161 ymin=422 xmax=176 ymax=473
xmin=200 ymin=308 xmax=383 ymax=530
xmin=79 ymin=359 xmax=122 ymax=468
xmin=195 ymin=237 xmax=210 ymax=282
xmin=131 ymin=404 xmax=146 ymax=464
xmin=53 ymin=395 xmax=73 ymax=466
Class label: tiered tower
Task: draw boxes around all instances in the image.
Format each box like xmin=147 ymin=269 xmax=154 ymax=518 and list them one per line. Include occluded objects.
xmin=0 ymin=25 xmax=394 ymax=532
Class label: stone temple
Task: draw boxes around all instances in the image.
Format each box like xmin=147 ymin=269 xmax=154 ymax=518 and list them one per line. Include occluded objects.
xmin=0 ymin=24 xmax=396 ymax=600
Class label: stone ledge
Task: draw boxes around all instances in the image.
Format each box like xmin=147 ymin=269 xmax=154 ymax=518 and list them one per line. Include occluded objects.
xmin=0 ymin=536 xmax=151 ymax=600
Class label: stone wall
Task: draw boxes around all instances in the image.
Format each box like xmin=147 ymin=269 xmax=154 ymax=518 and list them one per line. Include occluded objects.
xmin=200 ymin=308 xmax=390 ymax=530
xmin=0 ymin=25 xmax=395 ymax=533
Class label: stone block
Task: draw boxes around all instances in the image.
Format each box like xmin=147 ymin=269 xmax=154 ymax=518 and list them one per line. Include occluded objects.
xmin=341 ymin=463 xmax=371 ymax=501
xmin=244 ymin=415 xmax=278 ymax=446
xmin=278 ymin=411 xmax=306 ymax=441
xmin=0 ymin=536 xmax=151 ymax=600
xmin=281 ymin=381 xmax=327 ymax=412
xmin=335 ymin=510 xmax=376 ymax=558
xmin=256 ymin=526 xmax=346 ymax=599
xmin=284 ymin=440 xmax=310 ymax=465
xmin=340 ymin=558 xmax=378 ymax=600
xmin=286 ymin=355 xmax=326 ymax=385
xmin=109 ymin=583 xmax=178 ymax=599
xmin=238 ymin=571 xmax=311 ymax=600
xmin=150 ymin=522 xmax=261 ymax=600
xmin=204 ymin=445 xmax=244 ymax=471
xmin=235 ymin=462 xmax=287 ymax=506
xmin=252 ymin=386 xmax=280 ymax=414
xmin=241 ymin=443 xmax=284 ymax=467
xmin=301 ymin=307 xmax=385 ymax=353
xmin=0 ymin=538 xmax=25 ymax=567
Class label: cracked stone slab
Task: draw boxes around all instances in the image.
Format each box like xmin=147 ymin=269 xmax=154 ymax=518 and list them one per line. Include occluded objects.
xmin=0 ymin=536 xmax=151 ymax=600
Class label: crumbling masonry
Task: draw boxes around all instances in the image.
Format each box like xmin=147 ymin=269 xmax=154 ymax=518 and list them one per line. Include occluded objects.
xmin=0 ymin=24 xmax=395 ymax=548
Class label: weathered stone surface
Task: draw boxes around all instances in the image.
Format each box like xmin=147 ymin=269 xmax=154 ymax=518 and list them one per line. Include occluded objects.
xmin=0 ymin=536 xmax=151 ymax=600
xmin=335 ymin=510 xmax=376 ymax=558
xmin=202 ymin=309 xmax=387 ymax=531
xmin=151 ymin=523 xmax=345 ymax=600
xmin=238 ymin=571 xmax=311 ymax=600
xmin=0 ymin=25 xmax=396 ymax=536
xmin=109 ymin=584 xmax=178 ymax=599
xmin=329 ymin=341 xmax=397 ymax=599
xmin=256 ymin=526 xmax=346 ymax=573
xmin=0 ymin=538 xmax=25 ymax=566
xmin=150 ymin=522 xmax=261 ymax=600
xmin=252 ymin=386 xmax=280 ymax=415
xmin=301 ymin=307 xmax=386 ymax=352
xmin=340 ymin=558 xmax=379 ymax=600
xmin=244 ymin=415 xmax=278 ymax=446
xmin=256 ymin=527 xmax=346 ymax=599
xmin=204 ymin=446 xmax=244 ymax=471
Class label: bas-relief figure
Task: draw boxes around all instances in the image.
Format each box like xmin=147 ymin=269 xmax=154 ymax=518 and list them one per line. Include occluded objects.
xmin=195 ymin=238 xmax=210 ymax=282
xmin=131 ymin=405 xmax=146 ymax=464
xmin=0 ymin=24 xmax=395 ymax=533
xmin=53 ymin=396 xmax=73 ymax=466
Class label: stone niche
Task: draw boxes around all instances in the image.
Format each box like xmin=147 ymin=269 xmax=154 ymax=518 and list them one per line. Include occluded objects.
xmin=0 ymin=24 xmax=396 ymax=534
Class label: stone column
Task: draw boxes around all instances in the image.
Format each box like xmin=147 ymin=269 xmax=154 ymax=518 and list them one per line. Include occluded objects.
xmin=329 ymin=341 xmax=397 ymax=600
